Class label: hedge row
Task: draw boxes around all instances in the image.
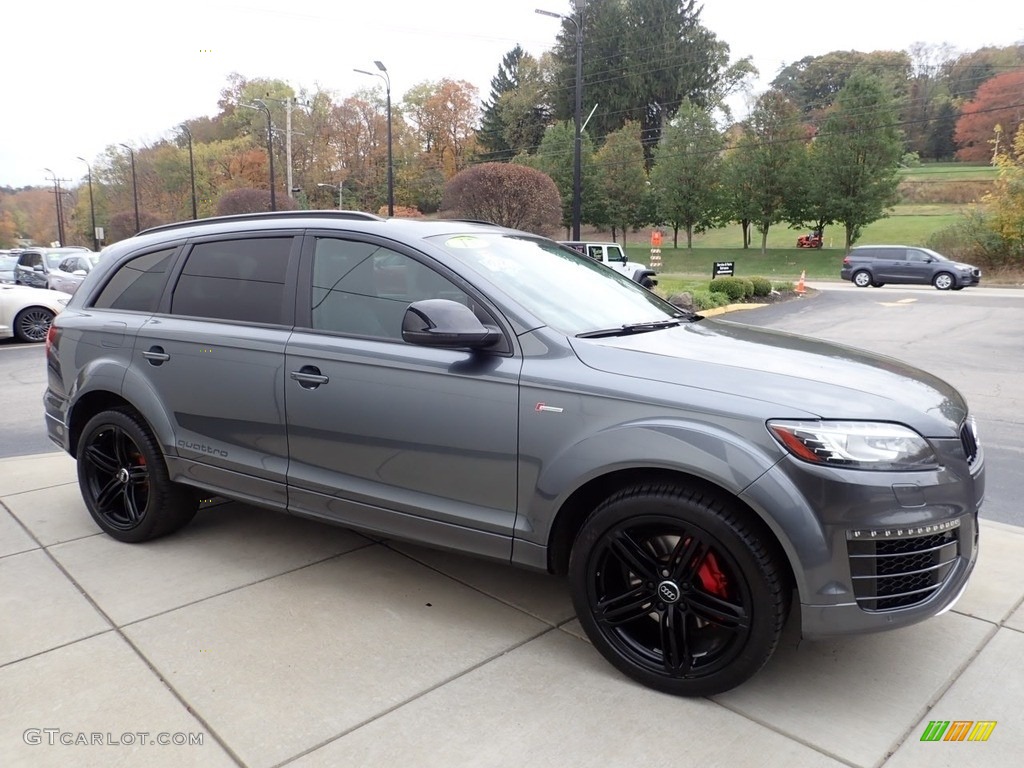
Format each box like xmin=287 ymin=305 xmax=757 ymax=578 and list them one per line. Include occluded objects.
xmin=707 ymin=276 xmax=773 ymax=301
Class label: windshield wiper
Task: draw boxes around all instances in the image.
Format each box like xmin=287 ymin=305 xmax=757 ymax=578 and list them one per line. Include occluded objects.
xmin=576 ymin=318 xmax=688 ymax=338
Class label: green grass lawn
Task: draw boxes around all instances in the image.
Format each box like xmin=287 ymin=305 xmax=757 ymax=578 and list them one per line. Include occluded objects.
xmin=619 ymin=203 xmax=974 ymax=280
xmin=898 ymin=164 xmax=997 ymax=182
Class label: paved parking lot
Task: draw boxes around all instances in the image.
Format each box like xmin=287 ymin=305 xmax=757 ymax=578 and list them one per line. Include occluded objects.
xmin=2 ymin=450 xmax=1023 ymax=768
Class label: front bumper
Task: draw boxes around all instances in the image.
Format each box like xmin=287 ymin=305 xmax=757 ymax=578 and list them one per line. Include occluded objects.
xmin=740 ymin=433 xmax=983 ymax=639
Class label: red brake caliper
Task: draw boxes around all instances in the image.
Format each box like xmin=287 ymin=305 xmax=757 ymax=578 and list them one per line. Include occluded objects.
xmin=697 ymin=551 xmax=729 ymax=597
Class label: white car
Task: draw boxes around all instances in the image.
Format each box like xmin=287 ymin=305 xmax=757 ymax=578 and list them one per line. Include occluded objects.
xmin=0 ymin=284 xmax=71 ymax=343
xmin=47 ymin=252 xmax=101 ymax=294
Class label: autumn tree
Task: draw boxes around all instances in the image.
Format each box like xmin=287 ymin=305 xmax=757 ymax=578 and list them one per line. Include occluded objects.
xmin=403 ymin=79 xmax=481 ymax=178
xmin=954 ymin=70 xmax=1024 ymax=162
xmin=649 ymin=102 xmax=724 ymax=248
xmin=814 ymin=73 xmax=903 ymax=250
xmin=441 ymin=163 xmax=561 ymax=234
xmin=982 ymin=124 xmax=1024 ymax=263
xmin=215 ymin=188 xmax=297 ymax=216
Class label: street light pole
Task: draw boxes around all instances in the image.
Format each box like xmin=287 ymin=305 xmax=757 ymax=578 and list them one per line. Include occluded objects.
xmin=119 ymin=144 xmax=141 ymax=234
xmin=76 ymin=157 xmax=99 ymax=250
xmin=180 ymin=124 xmax=198 ymax=219
xmin=43 ymin=167 xmax=66 ymax=246
xmin=354 ymin=62 xmax=394 ymax=216
xmin=537 ymin=5 xmax=584 ymax=240
xmin=317 ymin=182 xmax=343 ymax=209
xmin=242 ymin=100 xmax=276 ymax=211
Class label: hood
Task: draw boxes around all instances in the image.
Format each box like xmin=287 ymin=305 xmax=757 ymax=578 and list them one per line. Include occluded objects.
xmin=568 ymin=319 xmax=966 ymax=437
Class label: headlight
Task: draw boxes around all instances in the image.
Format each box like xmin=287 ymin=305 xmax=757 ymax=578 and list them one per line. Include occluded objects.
xmin=767 ymin=420 xmax=939 ymax=471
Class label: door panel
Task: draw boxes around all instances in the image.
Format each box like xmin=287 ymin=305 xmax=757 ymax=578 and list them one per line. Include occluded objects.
xmin=285 ymin=235 xmax=520 ymax=543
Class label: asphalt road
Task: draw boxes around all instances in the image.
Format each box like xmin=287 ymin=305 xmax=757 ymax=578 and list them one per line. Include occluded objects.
xmin=2 ymin=283 xmax=1020 ymax=525
xmin=0 ymin=340 xmax=51 ymax=459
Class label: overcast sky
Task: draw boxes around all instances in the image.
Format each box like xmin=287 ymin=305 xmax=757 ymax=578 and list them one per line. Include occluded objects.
xmin=4 ymin=0 xmax=1022 ymax=189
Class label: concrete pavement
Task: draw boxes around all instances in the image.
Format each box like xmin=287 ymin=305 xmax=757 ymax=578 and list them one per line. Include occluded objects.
xmin=2 ymin=450 xmax=1022 ymax=768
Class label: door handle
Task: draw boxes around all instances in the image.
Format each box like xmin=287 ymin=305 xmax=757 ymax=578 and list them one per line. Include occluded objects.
xmin=290 ymin=366 xmax=329 ymax=389
xmin=143 ymin=346 xmax=170 ymax=365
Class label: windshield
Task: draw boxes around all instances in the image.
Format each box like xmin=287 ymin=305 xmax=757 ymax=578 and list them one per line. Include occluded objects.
xmin=430 ymin=233 xmax=683 ymax=336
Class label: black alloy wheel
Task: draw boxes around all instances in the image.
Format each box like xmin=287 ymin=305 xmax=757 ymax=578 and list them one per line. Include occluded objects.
xmin=14 ymin=307 xmax=55 ymax=342
xmin=569 ymin=484 xmax=788 ymax=697
xmin=77 ymin=409 xmax=197 ymax=542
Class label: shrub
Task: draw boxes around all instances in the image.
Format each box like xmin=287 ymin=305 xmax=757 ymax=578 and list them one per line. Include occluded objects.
xmin=441 ymin=163 xmax=561 ymax=234
xmin=749 ymin=276 xmax=772 ymax=297
xmin=708 ymin=276 xmax=752 ymax=301
xmin=691 ymin=290 xmax=731 ymax=311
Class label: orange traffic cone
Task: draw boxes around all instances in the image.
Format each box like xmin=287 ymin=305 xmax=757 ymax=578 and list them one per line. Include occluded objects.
xmin=795 ymin=270 xmax=806 ymax=296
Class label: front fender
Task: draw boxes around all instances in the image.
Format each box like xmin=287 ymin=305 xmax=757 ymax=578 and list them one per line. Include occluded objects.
xmin=518 ymin=418 xmax=779 ymax=545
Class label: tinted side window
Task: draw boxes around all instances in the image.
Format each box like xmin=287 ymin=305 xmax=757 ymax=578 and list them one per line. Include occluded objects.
xmin=93 ymin=248 xmax=177 ymax=312
xmin=171 ymin=238 xmax=291 ymax=324
xmin=19 ymin=253 xmax=42 ymax=269
xmin=311 ymin=238 xmax=469 ymax=339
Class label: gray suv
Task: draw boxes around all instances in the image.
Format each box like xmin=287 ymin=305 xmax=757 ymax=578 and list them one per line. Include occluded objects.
xmin=44 ymin=212 xmax=984 ymax=696
xmin=840 ymin=245 xmax=981 ymax=290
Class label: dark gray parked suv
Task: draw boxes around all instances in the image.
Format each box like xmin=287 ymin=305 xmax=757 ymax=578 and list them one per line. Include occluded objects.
xmin=840 ymin=245 xmax=981 ymax=290
xmin=44 ymin=212 xmax=984 ymax=696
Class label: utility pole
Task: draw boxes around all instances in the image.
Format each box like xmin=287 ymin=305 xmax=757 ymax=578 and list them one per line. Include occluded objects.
xmin=286 ymin=97 xmax=296 ymax=199
xmin=44 ymin=168 xmax=66 ymax=246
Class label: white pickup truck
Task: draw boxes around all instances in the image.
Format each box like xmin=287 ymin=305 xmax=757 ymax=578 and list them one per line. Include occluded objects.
xmin=559 ymin=241 xmax=658 ymax=288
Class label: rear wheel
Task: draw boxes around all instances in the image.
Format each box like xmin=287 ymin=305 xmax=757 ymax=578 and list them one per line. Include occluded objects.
xmin=852 ymin=270 xmax=872 ymax=288
xmin=77 ymin=409 xmax=198 ymax=542
xmin=933 ymin=272 xmax=954 ymax=290
xmin=569 ymin=483 xmax=789 ymax=697
xmin=13 ymin=307 xmax=55 ymax=342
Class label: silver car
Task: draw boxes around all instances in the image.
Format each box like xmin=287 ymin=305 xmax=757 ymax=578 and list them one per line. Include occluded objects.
xmin=46 ymin=252 xmax=101 ymax=294
xmin=44 ymin=211 xmax=984 ymax=697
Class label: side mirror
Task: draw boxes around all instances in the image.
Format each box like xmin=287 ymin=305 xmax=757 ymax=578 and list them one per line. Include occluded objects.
xmin=72 ymin=270 xmax=87 ymax=276
xmin=402 ymin=299 xmax=501 ymax=349
xmin=33 ymin=265 xmax=45 ymax=272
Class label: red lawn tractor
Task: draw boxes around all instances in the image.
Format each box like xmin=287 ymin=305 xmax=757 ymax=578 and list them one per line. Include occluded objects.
xmin=797 ymin=230 xmax=823 ymax=248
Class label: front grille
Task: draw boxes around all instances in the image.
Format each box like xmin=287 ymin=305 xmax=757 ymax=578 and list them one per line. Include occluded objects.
xmin=960 ymin=419 xmax=978 ymax=464
xmin=849 ymin=529 xmax=959 ymax=611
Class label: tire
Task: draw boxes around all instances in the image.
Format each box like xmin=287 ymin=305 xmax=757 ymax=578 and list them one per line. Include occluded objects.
xmin=932 ymin=272 xmax=955 ymax=290
xmin=568 ymin=483 xmax=789 ymax=697
xmin=77 ymin=408 xmax=198 ymax=542
xmin=13 ymin=306 xmax=55 ymax=343
xmin=852 ymin=270 xmax=872 ymax=288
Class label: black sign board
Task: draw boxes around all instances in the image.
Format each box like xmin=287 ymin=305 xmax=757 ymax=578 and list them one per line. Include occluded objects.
xmin=712 ymin=261 xmax=735 ymax=278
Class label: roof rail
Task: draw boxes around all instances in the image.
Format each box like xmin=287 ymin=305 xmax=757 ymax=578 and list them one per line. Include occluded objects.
xmin=137 ymin=210 xmax=385 ymax=236
xmin=440 ymin=218 xmax=501 ymax=227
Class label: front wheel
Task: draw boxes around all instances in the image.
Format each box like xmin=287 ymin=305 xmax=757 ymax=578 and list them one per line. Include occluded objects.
xmin=852 ymin=270 xmax=872 ymax=288
xmin=569 ymin=483 xmax=789 ymax=697
xmin=77 ymin=408 xmax=198 ymax=542
xmin=13 ymin=306 xmax=55 ymax=342
xmin=933 ymin=272 xmax=955 ymax=290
